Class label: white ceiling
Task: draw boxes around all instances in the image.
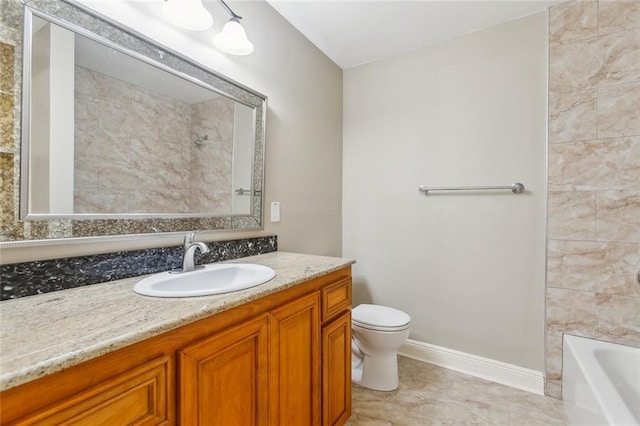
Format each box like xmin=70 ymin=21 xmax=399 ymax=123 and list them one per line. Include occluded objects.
xmin=266 ymin=0 xmax=560 ymax=69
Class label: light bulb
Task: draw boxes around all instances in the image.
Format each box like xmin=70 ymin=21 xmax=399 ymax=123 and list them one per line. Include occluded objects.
xmin=162 ymin=0 xmax=213 ymax=31
xmin=213 ymin=18 xmax=254 ymax=56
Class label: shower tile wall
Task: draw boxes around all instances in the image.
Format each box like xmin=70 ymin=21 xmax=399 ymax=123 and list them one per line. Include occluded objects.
xmin=0 ymin=44 xmax=15 ymax=232
xmin=546 ymin=0 xmax=640 ymax=398
xmin=74 ymin=66 xmax=233 ymax=214
xmin=189 ymin=96 xmax=233 ymax=212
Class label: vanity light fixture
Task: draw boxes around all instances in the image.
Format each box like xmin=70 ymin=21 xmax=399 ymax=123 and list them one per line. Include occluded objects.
xmin=162 ymin=0 xmax=254 ymax=56
xmin=213 ymin=0 xmax=254 ymax=56
xmin=162 ymin=0 xmax=213 ymax=31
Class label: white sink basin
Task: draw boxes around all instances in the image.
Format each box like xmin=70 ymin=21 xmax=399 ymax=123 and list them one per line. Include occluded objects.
xmin=133 ymin=263 xmax=276 ymax=298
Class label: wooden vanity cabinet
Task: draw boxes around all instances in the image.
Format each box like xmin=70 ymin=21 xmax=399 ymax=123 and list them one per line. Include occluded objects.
xmin=0 ymin=266 xmax=352 ymax=426
xmin=1 ymin=356 xmax=173 ymax=425
xmin=179 ymin=314 xmax=270 ymax=425
xmin=321 ymin=278 xmax=352 ymax=426
xmin=269 ymin=292 xmax=321 ymax=425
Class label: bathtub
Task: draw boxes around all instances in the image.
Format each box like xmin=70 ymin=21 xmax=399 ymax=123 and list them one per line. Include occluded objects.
xmin=562 ymin=334 xmax=640 ymax=426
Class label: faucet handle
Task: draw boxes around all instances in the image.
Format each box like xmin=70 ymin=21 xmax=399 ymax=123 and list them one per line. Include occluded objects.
xmin=184 ymin=232 xmax=196 ymax=251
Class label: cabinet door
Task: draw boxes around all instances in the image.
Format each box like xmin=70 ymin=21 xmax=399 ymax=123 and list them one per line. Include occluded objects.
xmin=11 ymin=356 xmax=172 ymax=426
xmin=322 ymin=311 xmax=351 ymax=426
xmin=270 ymin=292 xmax=321 ymax=426
xmin=179 ymin=314 xmax=269 ymax=426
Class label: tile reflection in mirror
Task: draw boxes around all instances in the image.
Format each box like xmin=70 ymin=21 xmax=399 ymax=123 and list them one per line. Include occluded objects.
xmin=28 ymin=15 xmax=254 ymax=216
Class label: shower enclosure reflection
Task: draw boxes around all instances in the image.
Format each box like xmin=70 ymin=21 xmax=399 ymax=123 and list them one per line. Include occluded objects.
xmin=26 ymin=15 xmax=254 ymax=217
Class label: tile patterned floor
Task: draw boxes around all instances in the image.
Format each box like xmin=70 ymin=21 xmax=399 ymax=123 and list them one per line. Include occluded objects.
xmin=348 ymin=356 xmax=576 ymax=425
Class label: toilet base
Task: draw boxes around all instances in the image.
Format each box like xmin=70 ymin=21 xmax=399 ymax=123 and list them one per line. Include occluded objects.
xmin=352 ymin=352 xmax=399 ymax=391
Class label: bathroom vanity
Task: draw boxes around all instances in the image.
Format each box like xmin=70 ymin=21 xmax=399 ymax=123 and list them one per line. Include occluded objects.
xmin=0 ymin=252 xmax=353 ymax=425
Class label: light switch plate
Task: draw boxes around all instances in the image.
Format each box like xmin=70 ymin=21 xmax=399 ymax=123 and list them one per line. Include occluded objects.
xmin=270 ymin=202 xmax=280 ymax=223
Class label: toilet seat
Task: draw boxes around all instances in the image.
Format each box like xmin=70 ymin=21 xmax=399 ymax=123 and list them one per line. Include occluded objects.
xmin=352 ymin=304 xmax=411 ymax=332
xmin=352 ymin=321 xmax=409 ymax=332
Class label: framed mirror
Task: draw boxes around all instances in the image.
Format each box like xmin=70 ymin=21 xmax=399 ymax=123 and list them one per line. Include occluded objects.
xmin=1 ymin=0 xmax=266 ymax=242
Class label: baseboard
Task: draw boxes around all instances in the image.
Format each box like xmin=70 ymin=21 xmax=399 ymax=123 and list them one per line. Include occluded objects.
xmin=398 ymin=339 xmax=545 ymax=395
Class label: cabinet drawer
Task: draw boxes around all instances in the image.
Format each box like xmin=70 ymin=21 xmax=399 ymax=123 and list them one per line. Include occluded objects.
xmin=13 ymin=356 xmax=172 ymax=426
xmin=321 ymin=278 xmax=351 ymax=322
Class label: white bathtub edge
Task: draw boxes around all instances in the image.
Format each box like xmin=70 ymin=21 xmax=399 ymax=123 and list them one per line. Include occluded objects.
xmin=562 ymin=334 xmax=640 ymax=426
xmin=399 ymin=338 xmax=545 ymax=395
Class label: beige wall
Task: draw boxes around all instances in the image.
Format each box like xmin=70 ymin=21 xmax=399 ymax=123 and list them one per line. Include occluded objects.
xmin=2 ymin=0 xmax=343 ymax=262
xmin=545 ymin=0 xmax=640 ymax=398
xmin=343 ymin=13 xmax=548 ymax=370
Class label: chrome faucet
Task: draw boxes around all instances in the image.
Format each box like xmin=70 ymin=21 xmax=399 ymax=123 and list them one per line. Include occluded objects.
xmin=176 ymin=232 xmax=210 ymax=273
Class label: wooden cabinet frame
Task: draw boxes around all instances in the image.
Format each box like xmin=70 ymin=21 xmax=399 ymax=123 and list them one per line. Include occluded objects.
xmin=1 ymin=267 xmax=352 ymax=426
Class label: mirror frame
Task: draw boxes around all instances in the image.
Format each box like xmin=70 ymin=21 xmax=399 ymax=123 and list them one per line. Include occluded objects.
xmin=7 ymin=0 xmax=266 ymax=241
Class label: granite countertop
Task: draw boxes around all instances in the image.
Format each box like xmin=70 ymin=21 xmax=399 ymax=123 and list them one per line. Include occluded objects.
xmin=0 ymin=252 xmax=355 ymax=392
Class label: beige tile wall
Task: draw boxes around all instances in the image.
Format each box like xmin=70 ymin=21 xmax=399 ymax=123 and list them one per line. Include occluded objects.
xmin=0 ymin=44 xmax=15 ymax=232
xmin=546 ymin=0 xmax=640 ymax=398
xmin=74 ymin=67 xmax=233 ymax=214
xmin=189 ymin=97 xmax=233 ymax=213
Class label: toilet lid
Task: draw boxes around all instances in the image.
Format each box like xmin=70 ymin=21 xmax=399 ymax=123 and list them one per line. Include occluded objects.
xmin=352 ymin=304 xmax=411 ymax=329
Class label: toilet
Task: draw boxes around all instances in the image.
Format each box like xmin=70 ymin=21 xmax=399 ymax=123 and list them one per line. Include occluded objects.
xmin=351 ymin=304 xmax=411 ymax=391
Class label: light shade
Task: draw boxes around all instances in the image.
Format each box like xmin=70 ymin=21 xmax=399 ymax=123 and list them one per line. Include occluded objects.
xmin=162 ymin=0 xmax=213 ymax=31
xmin=213 ymin=18 xmax=254 ymax=56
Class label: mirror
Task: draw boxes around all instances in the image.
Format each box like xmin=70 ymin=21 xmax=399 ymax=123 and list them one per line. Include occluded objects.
xmin=28 ymin=14 xmax=256 ymax=217
xmin=2 ymin=0 xmax=266 ymax=241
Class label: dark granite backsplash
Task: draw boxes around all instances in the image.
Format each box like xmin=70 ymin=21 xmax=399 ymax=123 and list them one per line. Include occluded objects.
xmin=1 ymin=236 xmax=277 ymax=300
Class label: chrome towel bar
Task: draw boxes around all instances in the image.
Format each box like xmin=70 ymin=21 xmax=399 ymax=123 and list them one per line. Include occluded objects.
xmin=418 ymin=182 xmax=525 ymax=195
xmin=235 ymin=188 xmax=263 ymax=196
